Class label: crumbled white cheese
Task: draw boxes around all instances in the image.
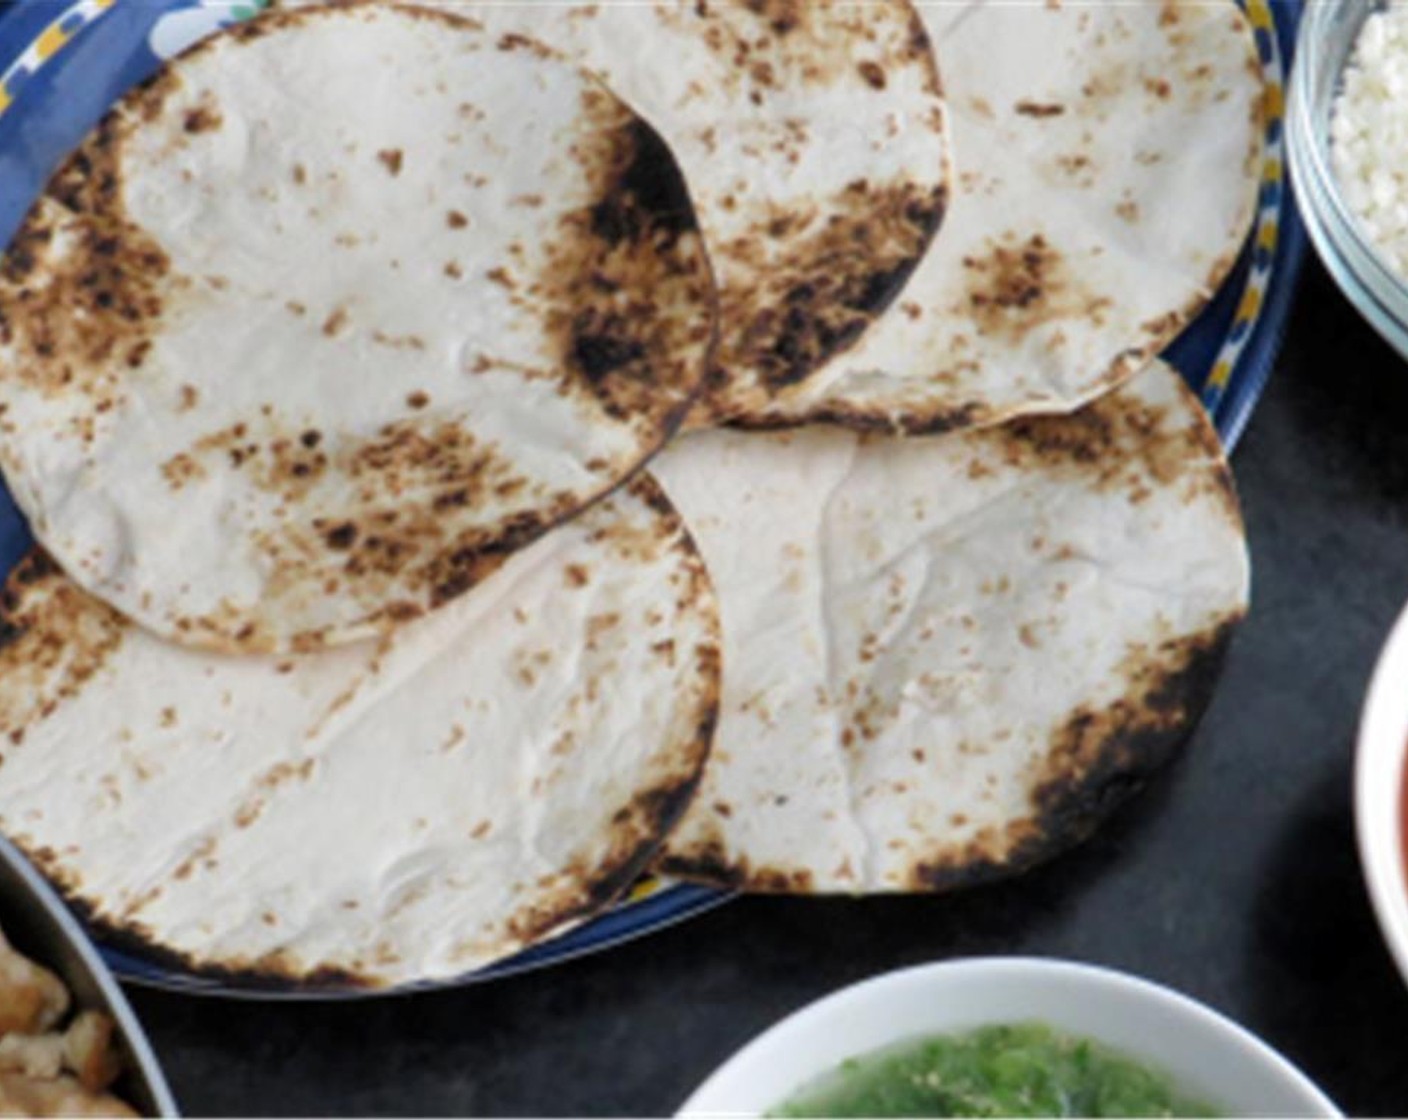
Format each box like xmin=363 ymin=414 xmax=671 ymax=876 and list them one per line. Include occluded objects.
xmin=1334 ymin=3 xmax=1408 ymax=278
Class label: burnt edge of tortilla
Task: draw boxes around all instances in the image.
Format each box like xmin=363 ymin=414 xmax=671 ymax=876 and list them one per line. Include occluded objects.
xmin=31 ymin=767 xmax=709 ymax=993
xmin=660 ymin=611 xmax=1243 ymax=896
xmin=14 ymin=692 xmax=717 ymax=993
xmin=904 ymin=610 xmax=1245 ymax=893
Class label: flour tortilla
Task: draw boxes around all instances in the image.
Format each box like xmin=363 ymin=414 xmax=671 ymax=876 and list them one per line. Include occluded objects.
xmin=651 ymin=360 xmax=1247 ymax=892
xmin=750 ymin=0 xmax=1264 ymax=433
xmin=0 ymin=479 xmax=719 ymax=989
xmin=0 ymin=3 xmax=715 ymax=653
xmin=277 ymin=0 xmax=951 ymax=426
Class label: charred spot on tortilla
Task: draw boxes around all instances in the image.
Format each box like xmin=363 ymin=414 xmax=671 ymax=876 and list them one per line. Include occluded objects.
xmin=0 ymin=555 xmax=126 ymax=743
xmin=0 ymin=554 xmax=60 ymax=652
xmin=857 ymin=61 xmax=887 ymax=90
xmin=421 ymin=543 xmax=512 ymax=610
xmin=588 ymin=119 xmax=698 ymax=247
xmin=535 ymin=112 xmax=715 ymax=432
xmin=748 ymin=866 xmax=816 ymax=893
xmin=660 ymin=837 xmax=817 ymax=895
xmin=0 ymin=200 xmax=169 ymax=404
xmin=572 ymin=330 xmax=645 ymax=385
xmin=961 ymin=232 xmax=1116 ymax=344
xmin=719 ymin=178 xmax=948 ymax=397
xmin=182 ymin=104 xmax=222 ymax=134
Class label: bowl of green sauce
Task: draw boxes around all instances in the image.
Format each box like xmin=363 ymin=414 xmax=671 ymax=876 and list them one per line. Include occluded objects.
xmin=678 ymin=958 xmax=1338 ymax=1119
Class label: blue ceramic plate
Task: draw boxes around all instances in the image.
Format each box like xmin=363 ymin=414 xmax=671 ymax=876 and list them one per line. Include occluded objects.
xmin=0 ymin=0 xmax=1304 ymax=997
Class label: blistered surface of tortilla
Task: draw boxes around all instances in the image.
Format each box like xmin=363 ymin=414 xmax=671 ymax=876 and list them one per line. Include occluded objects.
xmin=279 ymin=0 xmax=950 ymax=425
xmin=0 ymin=481 xmax=720 ymax=989
xmin=753 ymin=0 xmax=1263 ymax=433
xmin=652 ymin=361 xmax=1248 ymax=892
xmin=0 ymin=3 xmax=715 ymax=652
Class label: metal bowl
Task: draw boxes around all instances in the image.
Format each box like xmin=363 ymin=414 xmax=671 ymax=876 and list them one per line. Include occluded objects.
xmin=1287 ymin=0 xmax=1408 ymax=356
xmin=0 ymin=834 xmax=176 ymax=1116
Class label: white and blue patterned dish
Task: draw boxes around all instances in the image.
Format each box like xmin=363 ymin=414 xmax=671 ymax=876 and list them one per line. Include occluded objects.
xmin=0 ymin=0 xmax=1304 ymax=997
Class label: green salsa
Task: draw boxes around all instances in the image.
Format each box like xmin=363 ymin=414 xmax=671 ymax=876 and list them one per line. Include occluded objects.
xmin=769 ymin=1023 xmax=1221 ymax=1118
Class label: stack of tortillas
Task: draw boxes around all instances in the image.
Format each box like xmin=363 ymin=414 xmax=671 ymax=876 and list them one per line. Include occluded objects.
xmin=0 ymin=0 xmax=1258 ymax=988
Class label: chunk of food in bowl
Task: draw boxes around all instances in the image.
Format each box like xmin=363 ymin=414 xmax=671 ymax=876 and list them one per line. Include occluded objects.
xmin=0 ymin=930 xmax=66 ymax=1037
xmin=1333 ymin=3 xmax=1408 ymax=279
xmin=0 ymin=926 xmax=133 ymax=1117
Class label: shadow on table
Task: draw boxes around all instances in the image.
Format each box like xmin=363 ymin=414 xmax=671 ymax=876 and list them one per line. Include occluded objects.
xmin=1272 ymin=263 xmax=1408 ymax=513
xmin=1245 ymin=758 xmax=1408 ymax=1117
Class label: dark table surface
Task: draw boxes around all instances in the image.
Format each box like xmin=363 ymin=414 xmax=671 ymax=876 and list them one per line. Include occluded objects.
xmin=116 ymin=259 xmax=1408 ymax=1117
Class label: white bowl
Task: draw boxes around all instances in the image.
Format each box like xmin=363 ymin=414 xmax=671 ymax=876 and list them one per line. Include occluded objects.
xmin=679 ymin=958 xmax=1337 ymax=1118
xmin=1356 ymin=601 xmax=1408 ymax=990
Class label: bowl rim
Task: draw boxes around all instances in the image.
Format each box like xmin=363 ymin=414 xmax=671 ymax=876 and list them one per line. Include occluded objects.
xmin=0 ymin=834 xmax=178 ymax=1117
xmin=677 ymin=956 xmax=1340 ymax=1118
xmin=1288 ymin=0 xmax=1408 ymax=347
xmin=1355 ymin=597 xmax=1408 ymax=991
